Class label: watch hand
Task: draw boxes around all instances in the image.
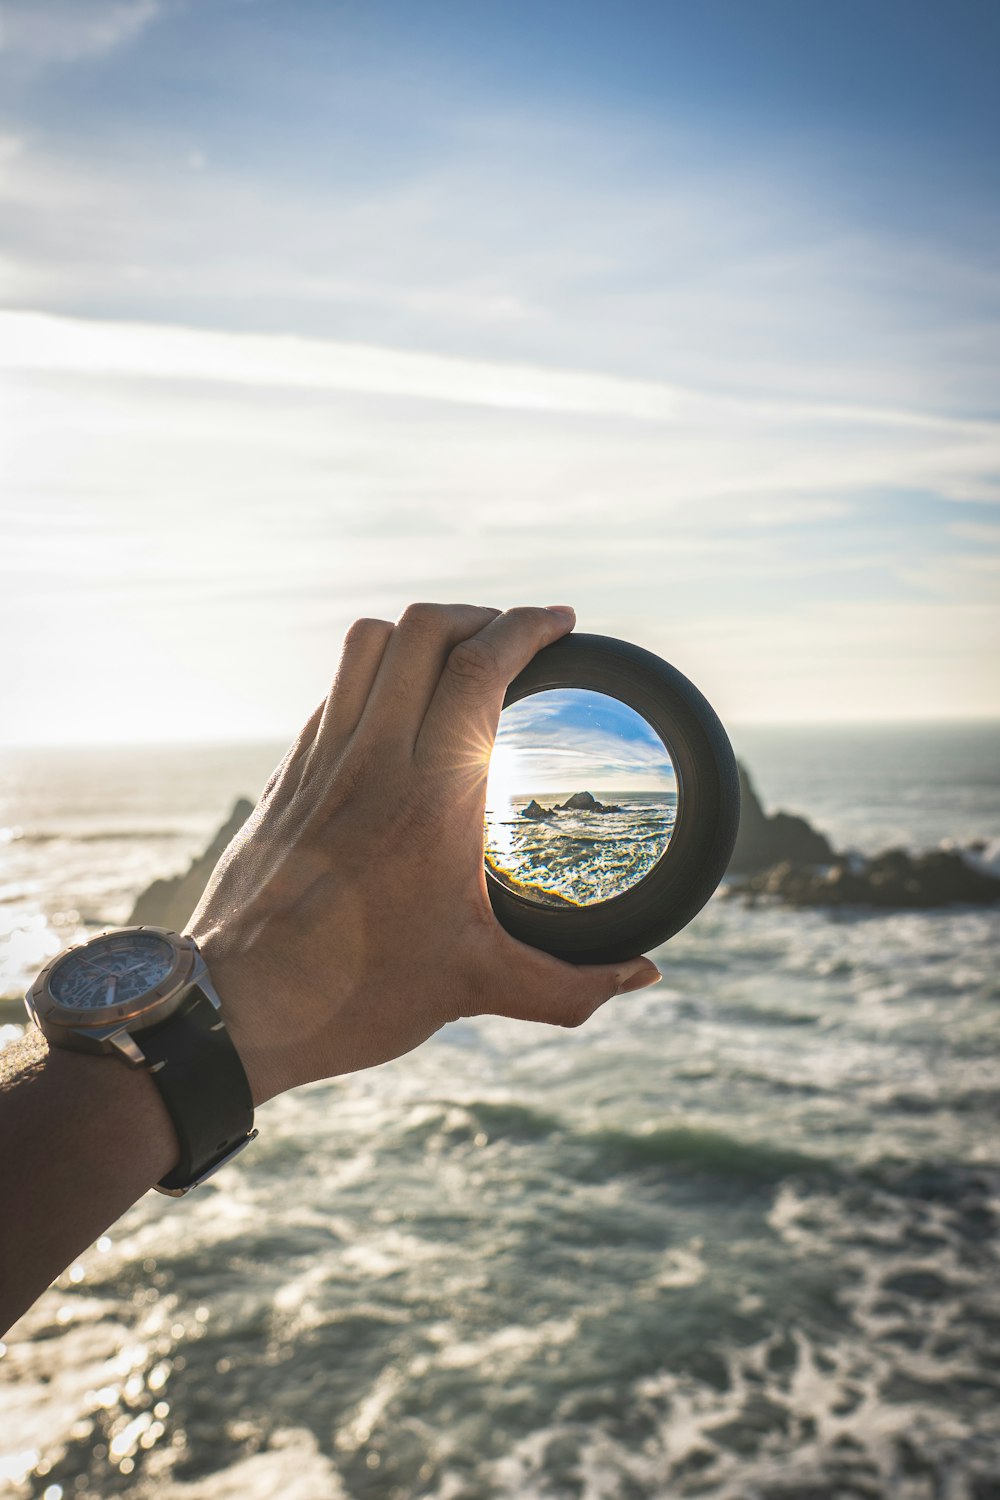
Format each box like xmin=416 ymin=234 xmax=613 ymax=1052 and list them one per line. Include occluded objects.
xmin=115 ymin=961 xmax=155 ymax=980
xmin=80 ymin=957 xmax=136 ymax=979
xmin=89 ymin=959 xmax=146 ymax=980
xmin=104 ymin=975 xmax=118 ymax=1006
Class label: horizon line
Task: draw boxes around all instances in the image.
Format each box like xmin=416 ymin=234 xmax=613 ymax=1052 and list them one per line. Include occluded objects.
xmin=2 ymin=716 xmax=999 ymax=753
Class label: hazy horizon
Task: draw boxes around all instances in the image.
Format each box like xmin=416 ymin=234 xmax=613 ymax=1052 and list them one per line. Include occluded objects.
xmin=2 ymin=716 xmax=999 ymax=754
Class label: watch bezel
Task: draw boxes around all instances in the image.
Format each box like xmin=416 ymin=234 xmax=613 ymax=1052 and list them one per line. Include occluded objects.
xmin=26 ymin=926 xmax=198 ymax=1033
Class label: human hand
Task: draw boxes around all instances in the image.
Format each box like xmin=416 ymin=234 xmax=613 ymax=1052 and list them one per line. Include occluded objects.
xmin=186 ymin=604 xmax=661 ymax=1105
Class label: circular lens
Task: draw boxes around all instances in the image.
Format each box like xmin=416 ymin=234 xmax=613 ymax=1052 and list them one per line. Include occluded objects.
xmin=485 ymin=688 xmax=677 ymax=907
xmin=485 ymin=634 xmax=739 ymax=963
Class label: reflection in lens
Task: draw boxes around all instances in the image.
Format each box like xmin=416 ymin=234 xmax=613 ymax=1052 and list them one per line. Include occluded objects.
xmin=485 ymin=689 xmax=677 ymax=906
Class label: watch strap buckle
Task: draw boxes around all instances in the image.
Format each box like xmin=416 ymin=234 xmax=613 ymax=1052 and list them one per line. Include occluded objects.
xmin=154 ymin=1128 xmax=259 ymax=1197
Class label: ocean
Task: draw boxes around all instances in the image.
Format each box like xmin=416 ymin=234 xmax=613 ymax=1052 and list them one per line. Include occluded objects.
xmin=2 ymin=724 xmax=999 ymax=1499
xmin=485 ymin=792 xmax=676 ymax=906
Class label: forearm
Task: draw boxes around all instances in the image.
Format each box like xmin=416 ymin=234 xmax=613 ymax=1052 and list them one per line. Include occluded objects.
xmin=0 ymin=1031 xmax=178 ymax=1334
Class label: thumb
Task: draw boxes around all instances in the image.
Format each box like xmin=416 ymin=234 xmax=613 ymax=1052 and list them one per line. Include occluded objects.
xmin=488 ymin=945 xmax=662 ymax=1029
xmin=611 ymin=956 xmax=664 ymax=995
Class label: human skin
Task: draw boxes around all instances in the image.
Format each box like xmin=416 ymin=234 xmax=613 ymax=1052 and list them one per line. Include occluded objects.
xmin=0 ymin=603 xmax=660 ymax=1333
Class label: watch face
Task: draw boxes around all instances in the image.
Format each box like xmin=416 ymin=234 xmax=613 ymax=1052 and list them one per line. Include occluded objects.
xmin=49 ymin=931 xmax=177 ymax=1012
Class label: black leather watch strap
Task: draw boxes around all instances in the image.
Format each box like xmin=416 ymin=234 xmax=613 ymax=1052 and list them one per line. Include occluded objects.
xmin=139 ymin=984 xmax=255 ymax=1194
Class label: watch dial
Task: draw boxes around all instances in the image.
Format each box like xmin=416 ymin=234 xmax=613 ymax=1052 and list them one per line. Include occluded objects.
xmin=49 ymin=932 xmax=176 ymax=1011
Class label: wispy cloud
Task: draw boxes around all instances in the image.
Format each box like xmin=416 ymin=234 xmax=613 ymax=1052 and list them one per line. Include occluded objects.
xmin=1 ymin=121 xmax=997 ymax=420
xmin=1 ymin=312 xmax=998 ymax=739
xmin=4 ymin=310 xmax=998 ymax=452
xmin=0 ymin=0 xmax=162 ymax=66
xmin=0 ymin=309 xmax=687 ymax=421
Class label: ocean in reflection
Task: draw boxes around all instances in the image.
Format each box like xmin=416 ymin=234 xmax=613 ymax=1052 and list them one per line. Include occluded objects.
xmin=1 ymin=725 xmax=999 ymax=1499
xmin=485 ymin=792 xmax=676 ymax=906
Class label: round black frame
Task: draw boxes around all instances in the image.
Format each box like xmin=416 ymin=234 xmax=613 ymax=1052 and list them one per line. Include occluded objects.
xmin=485 ymin=633 xmax=740 ymax=964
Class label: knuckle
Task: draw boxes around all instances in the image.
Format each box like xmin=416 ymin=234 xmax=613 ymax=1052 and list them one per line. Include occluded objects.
xmin=446 ymin=636 xmax=500 ymax=688
xmin=398 ymin=601 xmax=444 ymax=633
xmin=503 ymin=605 xmax=547 ymax=630
xmin=343 ymin=615 xmax=393 ymax=650
xmin=318 ymin=738 xmax=381 ymax=809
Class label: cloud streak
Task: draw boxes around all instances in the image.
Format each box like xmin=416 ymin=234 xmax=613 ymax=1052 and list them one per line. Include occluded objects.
xmin=0 ymin=0 xmax=162 ymax=66
xmin=1 ymin=117 xmax=997 ymax=421
xmin=3 ymin=310 xmax=997 ymax=451
xmin=0 ymin=309 xmax=687 ymax=422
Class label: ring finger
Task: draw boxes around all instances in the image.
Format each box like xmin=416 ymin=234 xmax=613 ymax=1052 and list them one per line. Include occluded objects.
xmin=308 ymin=616 xmax=395 ymax=769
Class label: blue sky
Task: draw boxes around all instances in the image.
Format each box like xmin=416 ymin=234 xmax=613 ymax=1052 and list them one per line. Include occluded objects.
xmin=0 ymin=0 xmax=998 ymax=741
xmin=489 ymin=689 xmax=677 ymax=797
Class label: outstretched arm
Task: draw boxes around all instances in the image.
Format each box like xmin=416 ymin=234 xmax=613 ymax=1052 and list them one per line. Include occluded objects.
xmin=1 ymin=603 xmax=660 ymax=1334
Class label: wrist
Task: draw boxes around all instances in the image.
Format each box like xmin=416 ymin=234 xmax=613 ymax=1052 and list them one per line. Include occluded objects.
xmin=21 ymin=924 xmax=260 ymax=1210
xmin=0 ymin=1034 xmax=178 ymax=1333
xmin=3 ymin=995 xmax=251 ymax=1331
xmin=186 ymin=923 xmax=297 ymax=1107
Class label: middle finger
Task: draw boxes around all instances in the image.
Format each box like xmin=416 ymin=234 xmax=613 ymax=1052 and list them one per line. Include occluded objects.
xmin=354 ymin=602 xmax=501 ymax=754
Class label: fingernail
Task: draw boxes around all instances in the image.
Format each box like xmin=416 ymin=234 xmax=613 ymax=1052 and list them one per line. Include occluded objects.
xmin=546 ymin=605 xmax=576 ymax=618
xmin=615 ymin=962 xmax=662 ymax=995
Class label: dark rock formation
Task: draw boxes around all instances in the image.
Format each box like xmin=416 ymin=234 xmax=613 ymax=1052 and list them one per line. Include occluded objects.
xmin=128 ymin=797 xmax=255 ymax=930
xmin=521 ymin=799 xmax=555 ymax=820
xmin=725 ymin=767 xmax=1000 ymax=910
xmin=730 ymin=848 xmax=1000 ymax=910
xmin=121 ymin=767 xmax=998 ymax=936
xmin=519 ymin=791 xmax=622 ymax=817
xmin=555 ymin=791 xmax=622 ymax=814
xmin=559 ymin=790 xmax=601 ymax=811
xmin=727 ymin=765 xmax=835 ymax=874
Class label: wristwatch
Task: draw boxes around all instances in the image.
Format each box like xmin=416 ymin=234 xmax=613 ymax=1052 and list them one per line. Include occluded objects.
xmin=25 ymin=926 xmax=257 ymax=1196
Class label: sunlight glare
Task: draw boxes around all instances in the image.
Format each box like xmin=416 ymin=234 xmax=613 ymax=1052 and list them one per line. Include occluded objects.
xmin=485 ymin=741 xmax=520 ymax=813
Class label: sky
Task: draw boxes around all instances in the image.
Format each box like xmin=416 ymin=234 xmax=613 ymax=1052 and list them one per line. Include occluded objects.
xmin=487 ymin=689 xmax=677 ymax=800
xmin=1 ymin=0 xmax=998 ymax=743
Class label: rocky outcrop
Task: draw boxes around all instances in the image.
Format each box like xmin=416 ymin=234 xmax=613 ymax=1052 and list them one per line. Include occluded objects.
xmin=520 ymin=791 xmax=622 ymax=818
xmin=128 ymin=798 xmax=255 ymax=931
xmin=557 ymin=791 xmax=622 ymax=813
xmin=521 ymin=799 xmax=555 ymax=820
xmin=730 ymin=848 xmax=1000 ymax=910
xmin=726 ymin=767 xmax=1000 ymax=910
xmin=727 ymin=765 xmax=835 ymax=874
xmin=122 ymin=767 xmax=999 ymax=935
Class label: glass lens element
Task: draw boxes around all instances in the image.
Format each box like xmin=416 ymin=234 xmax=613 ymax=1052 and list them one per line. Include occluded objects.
xmin=49 ymin=931 xmax=175 ymax=1009
xmin=485 ymin=689 xmax=677 ymax=906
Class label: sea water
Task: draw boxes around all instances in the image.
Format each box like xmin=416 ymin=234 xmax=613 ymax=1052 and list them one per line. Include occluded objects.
xmin=485 ymin=792 xmax=676 ymax=906
xmin=1 ymin=725 xmax=998 ymax=1499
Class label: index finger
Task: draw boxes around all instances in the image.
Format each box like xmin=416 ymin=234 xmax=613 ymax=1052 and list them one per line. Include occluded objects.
xmin=413 ymin=604 xmax=576 ymax=771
